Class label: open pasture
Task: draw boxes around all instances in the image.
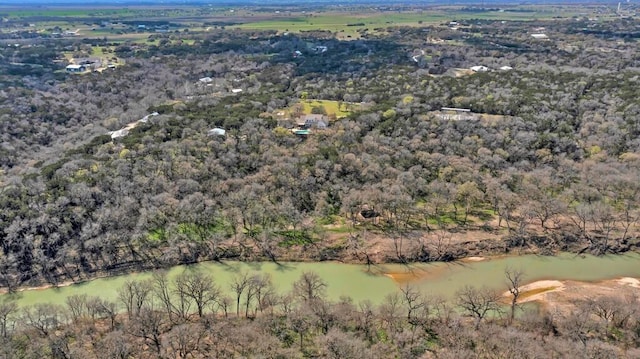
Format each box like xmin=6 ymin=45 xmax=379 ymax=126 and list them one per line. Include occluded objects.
xmin=230 ymin=6 xmax=592 ymax=36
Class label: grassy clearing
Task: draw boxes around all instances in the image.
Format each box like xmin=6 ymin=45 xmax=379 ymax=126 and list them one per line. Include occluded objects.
xmin=147 ymin=229 xmax=167 ymax=243
xmin=174 ymin=39 xmax=196 ymax=45
xmin=300 ymin=100 xmax=360 ymax=118
xmin=324 ymin=225 xmax=353 ymax=234
xmin=62 ymin=46 xmax=120 ymax=66
xmin=276 ymin=229 xmax=316 ymax=247
xmin=426 ymin=213 xmax=460 ymax=226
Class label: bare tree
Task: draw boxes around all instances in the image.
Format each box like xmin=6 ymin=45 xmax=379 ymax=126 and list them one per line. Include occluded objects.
xmin=164 ymin=323 xmax=206 ymax=359
xmin=456 ymin=285 xmax=501 ymax=329
xmin=90 ymin=297 xmax=118 ymax=331
xmin=378 ymin=292 xmax=403 ymax=334
xmin=289 ymin=306 xmax=312 ymax=351
xmin=293 ymin=271 xmax=327 ymax=303
xmin=230 ymin=271 xmax=250 ymax=318
xmin=399 ymin=285 xmax=434 ymax=345
xmin=558 ymin=307 xmax=595 ymax=348
xmin=316 ymin=328 xmax=372 ymax=359
xmin=588 ymin=291 xmax=637 ymax=330
xmin=21 ymin=303 xmax=63 ymax=337
xmin=181 ymin=270 xmax=219 ymax=318
xmin=252 ymin=273 xmax=276 ymax=315
xmin=215 ymin=295 xmax=233 ymax=319
xmin=243 ymin=277 xmax=258 ymax=319
xmin=505 ymin=267 xmax=525 ymax=324
xmin=126 ymin=303 xmax=165 ymax=355
xmin=245 ymin=273 xmax=274 ymax=316
xmin=117 ymin=279 xmax=153 ymax=319
xmin=173 ymin=271 xmax=195 ymax=321
xmin=65 ymin=294 xmax=88 ymax=324
xmin=152 ymin=271 xmax=177 ymax=322
xmin=0 ymin=299 xmax=17 ymax=337
xmin=399 ymin=285 xmax=426 ymax=324
xmin=97 ymin=330 xmax=134 ymax=359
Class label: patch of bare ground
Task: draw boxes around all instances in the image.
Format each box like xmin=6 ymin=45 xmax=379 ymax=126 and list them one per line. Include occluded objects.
xmin=506 ymin=278 xmax=640 ymax=314
xmin=352 ymin=226 xmax=509 ymax=263
xmin=503 ymin=280 xmax=566 ymax=304
xmin=451 ymin=68 xmax=474 ymax=77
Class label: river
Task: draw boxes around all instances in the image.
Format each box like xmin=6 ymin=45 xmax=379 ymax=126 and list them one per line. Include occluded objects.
xmin=5 ymin=252 xmax=640 ymax=307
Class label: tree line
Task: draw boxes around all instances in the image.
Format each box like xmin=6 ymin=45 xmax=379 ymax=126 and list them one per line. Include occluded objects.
xmin=1 ymin=268 xmax=639 ymax=358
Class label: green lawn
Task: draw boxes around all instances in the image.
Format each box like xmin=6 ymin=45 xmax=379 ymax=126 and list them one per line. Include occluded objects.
xmin=63 ymin=46 xmax=117 ymax=60
xmin=300 ymin=100 xmax=361 ymax=118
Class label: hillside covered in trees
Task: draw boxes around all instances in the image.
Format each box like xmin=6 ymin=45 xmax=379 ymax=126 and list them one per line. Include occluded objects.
xmin=2 ymin=3 xmax=640 ymax=357
xmin=1 ymin=8 xmax=640 ymax=292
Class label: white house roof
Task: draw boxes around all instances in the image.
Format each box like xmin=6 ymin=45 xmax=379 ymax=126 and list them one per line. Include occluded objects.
xmin=66 ymin=64 xmax=84 ymax=70
xmin=199 ymin=77 xmax=213 ymax=83
xmin=500 ymin=66 xmax=513 ymax=71
xmin=470 ymin=65 xmax=489 ymax=72
xmin=108 ymin=129 xmax=129 ymax=139
xmin=208 ymin=128 xmax=226 ymax=136
xmin=231 ymin=88 xmax=243 ymax=93
xmin=531 ymin=33 xmax=548 ymax=39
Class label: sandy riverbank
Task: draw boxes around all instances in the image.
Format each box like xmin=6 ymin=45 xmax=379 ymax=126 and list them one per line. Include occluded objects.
xmin=504 ymin=277 xmax=640 ymax=310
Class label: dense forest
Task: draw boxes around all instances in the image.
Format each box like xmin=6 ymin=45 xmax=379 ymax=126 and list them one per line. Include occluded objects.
xmin=2 ymin=4 xmax=640 ymax=357
xmin=1 ymin=15 xmax=640 ymax=292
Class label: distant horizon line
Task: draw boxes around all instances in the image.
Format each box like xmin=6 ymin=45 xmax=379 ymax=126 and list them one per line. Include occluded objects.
xmin=0 ymin=0 xmax=623 ymax=8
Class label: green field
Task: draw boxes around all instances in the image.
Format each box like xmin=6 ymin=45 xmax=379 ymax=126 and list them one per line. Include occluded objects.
xmin=231 ymin=8 xmax=580 ymax=36
xmin=301 ymin=100 xmax=360 ymax=118
xmin=281 ymin=99 xmax=362 ymax=119
xmin=2 ymin=5 xmax=606 ymax=43
xmin=3 ymin=8 xmax=134 ymax=18
xmin=232 ymin=13 xmax=433 ymax=38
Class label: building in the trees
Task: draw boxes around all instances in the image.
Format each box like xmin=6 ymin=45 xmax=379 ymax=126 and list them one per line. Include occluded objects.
xmin=208 ymin=128 xmax=226 ymax=136
xmin=313 ymin=45 xmax=328 ymax=53
xmin=292 ymin=129 xmax=310 ymax=136
xmin=298 ymin=114 xmax=328 ymax=129
xmin=470 ymin=65 xmax=489 ymax=72
xmin=72 ymin=57 xmax=102 ymax=71
xmin=437 ymin=107 xmax=476 ymax=121
xmin=63 ymin=29 xmax=79 ymax=36
xmin=531 ymin=33 xmax=548 ymax=39
xmin=65 ymin=64 xmax=86 ymax=73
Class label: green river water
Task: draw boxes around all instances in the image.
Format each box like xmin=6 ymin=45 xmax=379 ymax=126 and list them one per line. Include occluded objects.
xmin=5 ymin=253 xmax=640 ymax=307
